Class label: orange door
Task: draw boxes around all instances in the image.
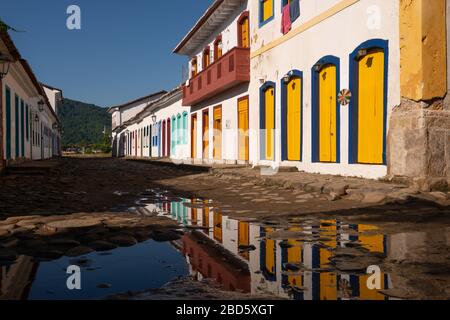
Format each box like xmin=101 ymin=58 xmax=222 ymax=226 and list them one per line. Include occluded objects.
xmin=191 ymin=114 xmax=197 ymax=159
xmin=238 ymin=97 xmax=249 ymax=161
xmin=213 ymin=106 xmax=222 ymax=160
xmin=240 ymin=17 xmax=249 ymax=48
xmin=202 ymin=110 xmax=209 ymax=159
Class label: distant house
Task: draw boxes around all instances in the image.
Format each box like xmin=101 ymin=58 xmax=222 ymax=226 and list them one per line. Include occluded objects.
xmin=108 ymin=90 xmax=166 ymax=157
xmin=0 ymin=30 xmax=61 ymax=172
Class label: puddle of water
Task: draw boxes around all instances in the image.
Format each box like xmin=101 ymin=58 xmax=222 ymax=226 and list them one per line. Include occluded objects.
xmin=126 ymin=192 xmax=401 ymax=300
xmin=1 ymin=240 xmax=188 ymax=300
xmin=2 ymin=189 xmax=446 ymax=300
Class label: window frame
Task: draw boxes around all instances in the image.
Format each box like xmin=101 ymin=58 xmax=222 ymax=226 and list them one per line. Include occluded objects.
xmin=259 ymin=0 xmax=274 ymax=28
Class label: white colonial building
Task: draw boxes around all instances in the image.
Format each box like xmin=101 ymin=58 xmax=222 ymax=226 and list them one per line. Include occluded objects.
xmin=1 ymin=30 xmax=61 ymax=172
xmin=112 ymin=0 xmax=448 ymax=185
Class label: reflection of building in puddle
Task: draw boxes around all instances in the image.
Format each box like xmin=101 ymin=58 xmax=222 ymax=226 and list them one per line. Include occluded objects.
xmin=0 ymin=256 xmax=39 ymax=300
xmin=182 ymin=231 xmax=251 ymax=293
xmin=147 ymin=198 xmax=392 ymax=300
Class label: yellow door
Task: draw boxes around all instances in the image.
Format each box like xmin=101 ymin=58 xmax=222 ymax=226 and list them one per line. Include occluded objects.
xmin=202 ymin=111 xmax=209 ymax=159
xmin=319 ymin=65 xmax=337 ymax=162
xmin=287 ymin=77 xmax=301 ymax=161
xmin=191 ymin=114 xmax=197 ymax=158
xmin=241 ymin=18 xmax=249 ymax=48
xmin=213 ymin=106 xmax=222 ymax=160
xmin=238 ymin=97 xmax=249 ymax=161
xmin=238 ymin=221 xmax=250 ymax=260
xmin=357 ymin=50 xmax=385 ymax=164
xmin=265 ymin=87 xmax=275 ymax=160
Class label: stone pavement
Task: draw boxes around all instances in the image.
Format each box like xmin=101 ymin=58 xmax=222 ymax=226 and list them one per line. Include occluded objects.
xmin=127 ymin=157 xmax=450 ymax=206
xmin=210 ymin=166 xmax=450 ymax=206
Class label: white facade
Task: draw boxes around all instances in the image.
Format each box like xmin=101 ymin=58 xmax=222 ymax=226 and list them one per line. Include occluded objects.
xmin=174 ymin=0 xmax=401 ymax=179
xmin=246 ymin=0 xmax=400 ymax=178
xmin=115 ymin=88 xmax=191 ymax=161
xmin=1 ymin=59 xmax=60 ymax=162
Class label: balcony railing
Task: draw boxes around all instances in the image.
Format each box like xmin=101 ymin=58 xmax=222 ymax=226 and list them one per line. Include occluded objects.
xmin=182 ymin=47 xmax=250 ymax=106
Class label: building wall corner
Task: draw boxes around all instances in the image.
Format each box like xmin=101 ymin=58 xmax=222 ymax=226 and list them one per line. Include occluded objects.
xmin=387 ymin=98 xmax=450 ymax=191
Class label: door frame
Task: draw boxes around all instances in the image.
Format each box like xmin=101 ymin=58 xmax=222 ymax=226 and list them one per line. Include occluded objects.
xmin=348 ymin=39 xmax=389 ymax=165
xmin=237 ymin=95 xmax=249 ymax=161
xmin=281 ymin=70 xmax=303 ymax=162
xmin=311 ymin=56 xmax=341 ymax=163
xmin=237 ymin=11 xmax=250 ymax=48
xmin=202 ymin=109 xmax=209 ymax=159
xmin=259 ymin=81 xmax=276 ymax=161
xmin=191 ymin=113 xmax=197 ymax=159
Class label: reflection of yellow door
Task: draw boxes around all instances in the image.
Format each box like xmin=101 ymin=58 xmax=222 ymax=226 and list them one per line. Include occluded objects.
xmin=320 ymin=272 xmax=338 ymax=300
xmin=287 ymin=237 xmax=302 ymax=286
xmin=238 ymin=222 xmax=250 ymax=246
xmin=202 ymin=110 xmax=209 ymax=159
xmin=359 ymin=274 xmax=386 ymax=300
xmin=191 ymin=199 xmax=198 ymax=225
xmin=191 ymin=114 xmax=197 ymax=158
xmin=265 ymin=87 xmax=275 ymax=160
xmin=238 ymin=221 xmax=250 ymax=260
xmin=240 ymin=17 xmax=249 ymax=48
xmin=213 ymin=212 xmax=222 ymax=243
xmin=202 ymin=202 xmax=210 ymax=230
xmin=357 ymin=50 xmax=385 ymax=164
xmin=238 ymin=97 xmax=249 ymax=161
xmin=287 ymin=77 xmax=301 ymax=161
xmin=358 ymin=224 xmax=384 ymax=253
xmin=319 ymin=65 xmax=337 ymax=162
xmin=213 ymin=106 xmax=222 ymax=160
xmin=265 ymin=228 xmax=275 ymax=275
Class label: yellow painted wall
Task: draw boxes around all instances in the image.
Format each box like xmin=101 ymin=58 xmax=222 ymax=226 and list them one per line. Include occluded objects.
xmin=400 ymin=0 xmax=447 ymax=101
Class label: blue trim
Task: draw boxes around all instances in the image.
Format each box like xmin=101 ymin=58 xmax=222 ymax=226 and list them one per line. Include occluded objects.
xmin=281 ymin=70 xmax=303 ymax=161
xmin=348 ymin=39 xmax=389 ymax=165
xmin=259 ymin=81 xmax=276 ymax=161
xmin=311 ymin=55 xmax=341 ymax=163
xmin=259 ymin=0 xmax=275 ymax=28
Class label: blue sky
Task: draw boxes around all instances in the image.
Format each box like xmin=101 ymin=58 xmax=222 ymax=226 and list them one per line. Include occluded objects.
xmin=1 ymin=0 xmax=212 ymax=107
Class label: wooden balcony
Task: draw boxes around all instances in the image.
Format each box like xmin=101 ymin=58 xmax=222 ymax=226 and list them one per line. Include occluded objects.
xmin=182 ymin=47 xmax=250 ymax=106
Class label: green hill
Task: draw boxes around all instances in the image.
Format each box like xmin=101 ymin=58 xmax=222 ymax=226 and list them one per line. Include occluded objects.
xmin=58 ymin=98 xmax=111 ymax=148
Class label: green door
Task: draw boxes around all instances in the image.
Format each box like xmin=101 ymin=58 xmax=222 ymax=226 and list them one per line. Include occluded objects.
xmin=21 ymin=99 xmax=25 ymax=157
xmin=15 ymin=95 xmax=19 ymax=158
xmin=5 ymin=87 xmax=11 ymax=159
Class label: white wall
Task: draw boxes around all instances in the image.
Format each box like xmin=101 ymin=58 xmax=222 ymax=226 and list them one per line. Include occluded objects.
xmin=246 ymin=0 xmax=400 ymax=178
xmin=118 ymin=94 xmax=191 ymax=160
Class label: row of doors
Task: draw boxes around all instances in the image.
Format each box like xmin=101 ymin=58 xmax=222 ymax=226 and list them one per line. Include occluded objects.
xmin=262 ymin=47 xmax=386 ymax=165
xmin=190 ymin=97 xmax=250 ymax=161
xmin=4 ymin=87 xmax=44 ymax=160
